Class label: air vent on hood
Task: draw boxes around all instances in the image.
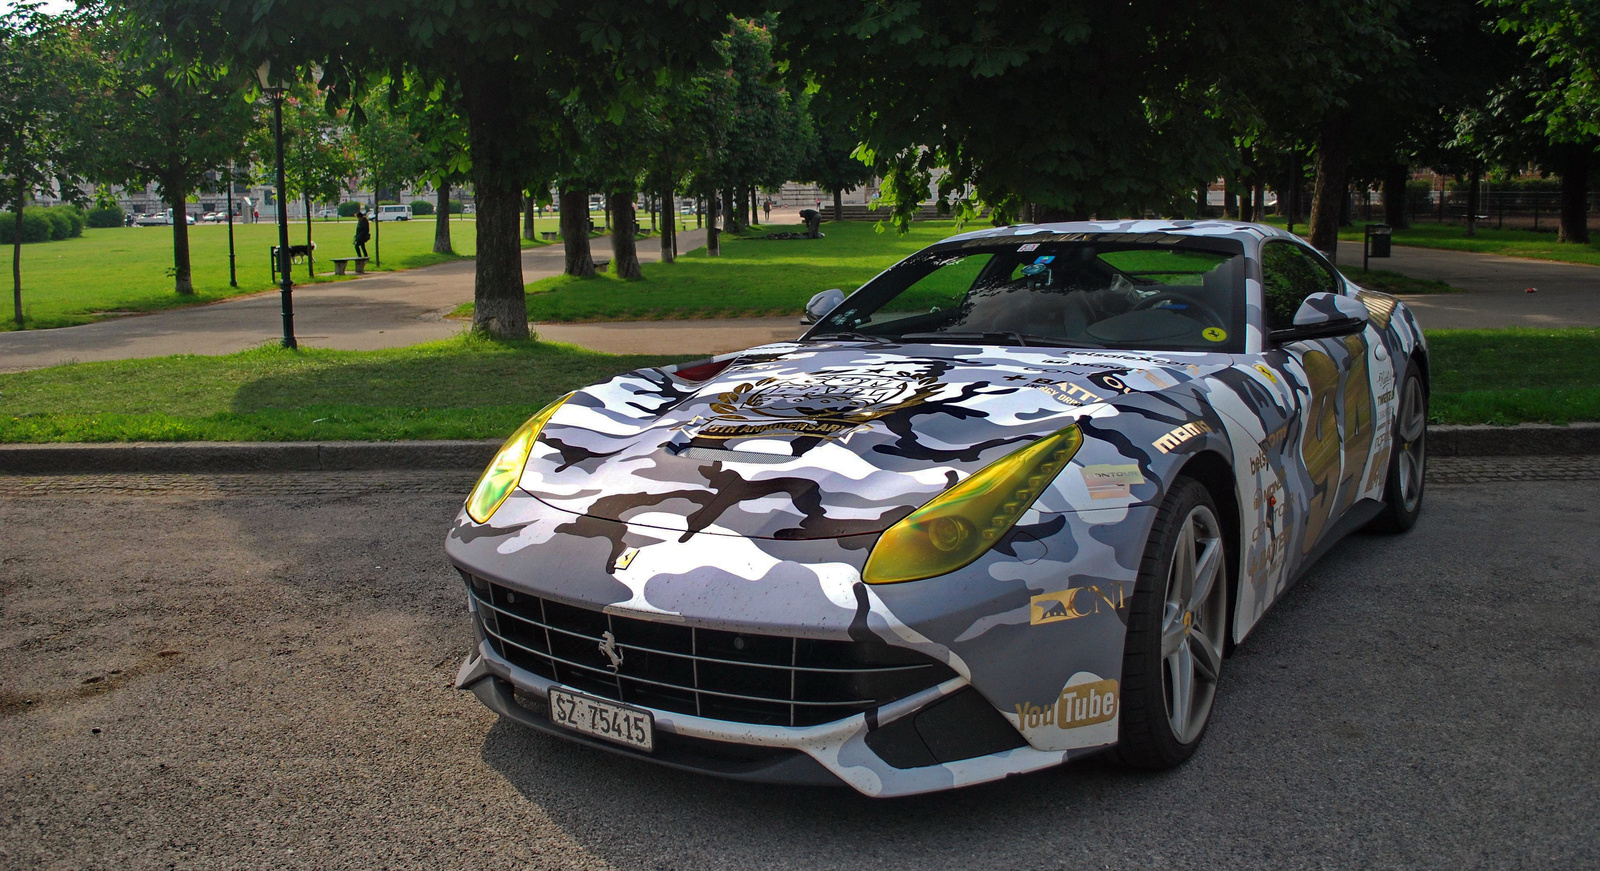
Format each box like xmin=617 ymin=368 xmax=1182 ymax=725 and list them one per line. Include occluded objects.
xmin=677 ymin=446 xmax=793 ymax=465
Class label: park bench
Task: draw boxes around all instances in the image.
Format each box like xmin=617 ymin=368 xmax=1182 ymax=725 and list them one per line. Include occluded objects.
xmin=329 ymin=257 xmax=369 ymax=275
xmin=541 ymin=231 xmax=558 ymax=240
xmin=593 ymin=258 xmax=611 ymax=271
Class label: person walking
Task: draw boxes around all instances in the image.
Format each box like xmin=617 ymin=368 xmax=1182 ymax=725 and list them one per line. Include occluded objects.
xmin=763 ymin=198 xmax=771 ymax=223
xmin=354 ymin=208 xmax=371 ymax=258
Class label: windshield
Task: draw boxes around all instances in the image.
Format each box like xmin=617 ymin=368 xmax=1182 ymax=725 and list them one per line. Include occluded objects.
xmin=807 ymin=235 xmax=1247 ymax=352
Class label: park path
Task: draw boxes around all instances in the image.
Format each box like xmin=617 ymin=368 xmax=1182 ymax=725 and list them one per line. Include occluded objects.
xmin=1331 ymin=243 xmax=1600 ymax=330
xmin=0 ymin=228 xmax=799 ymax=373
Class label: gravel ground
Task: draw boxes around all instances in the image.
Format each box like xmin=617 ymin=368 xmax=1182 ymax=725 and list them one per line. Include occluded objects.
xmin=2 ymin=465 xmax=1596 ymax=869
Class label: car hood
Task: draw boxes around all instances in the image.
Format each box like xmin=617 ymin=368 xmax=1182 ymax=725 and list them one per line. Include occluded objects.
xmin=519 ymin=340 xmax=1233 ymax=539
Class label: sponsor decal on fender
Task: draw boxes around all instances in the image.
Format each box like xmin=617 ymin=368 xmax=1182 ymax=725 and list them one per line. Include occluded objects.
xmin=1154 ymin=421 xmax=1213 ymax=454
xmin=1080 ymin=464 xmax=1145 ymax=500
xmin=1030 ymin=584 xmax=1127 ymax=625
xmin=1014 ymin=679 xmax=1119 ymax=730
xmin=693 ymin=369 xmax=942 ymax=441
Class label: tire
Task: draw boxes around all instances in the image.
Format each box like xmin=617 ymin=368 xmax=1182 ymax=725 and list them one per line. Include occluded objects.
xmin=1116 ymin=477 xmax=1230 ymax=770
xmin=1365 ymin=366 xmax=1427 ymax=533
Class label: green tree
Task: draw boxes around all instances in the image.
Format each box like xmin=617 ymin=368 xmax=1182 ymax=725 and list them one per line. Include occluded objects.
xmin=800 ymin=93 xmax=874 ymax=222
xmin=250 ymin=83 xmax=355 ymax=276
xmin=349 ymin=99 xmax=424 ymax=267
xmin=0 ymin=5 xmax=98 ymax=327
xmin=126 ymin=0 xmax=753 ymax=339
xmin=93 ymin=9 xmax=256 ymax=295
xmin=773 ymin=0 xmax=1252 ymax=227
xmin=1494 ymin=0 xmax=1600 ymax=242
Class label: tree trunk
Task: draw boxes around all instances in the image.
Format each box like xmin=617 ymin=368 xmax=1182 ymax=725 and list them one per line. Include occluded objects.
xmin=1383 ymin=162 xmax=1410 ymax=229
xmin=523 ymin=194 xmax=537 ymax=241
xmin=608 ymin=190 xmax=642 ymax=280
xmin=1252 ymin=184 xmax=1265 ymax=225
xmin=168 ymin=174 xmax=194 ymax=295
xmin=434 ymin=182 xmax=454 ymax=254
xmin=11 ymin=175 xmax=22 ymax=327
xmin=1338 ymin=180 xmax=1353 ymax=227
xmin=722 ymin=187 xmax=741 ymax=234
xmin=459 ymin=63 xmax=530 ymax=339
xmin=559 ymin=187 xmax=595 ymax=277
xmin=1195 ymin=186 xmax=1207 ymax=218
xmin=1308 ymin=112 xmax=1353 ymax=258
xmin=660 ymin=187 xmax=676 ymax=264
xmin=833 ymin=188 xmax=844 ymax=222
xmin=1223 ymin=176 xmax=1238 ymax=219
xmin=1465 ymin=169 xmax=1481 ymax=238
xmin=1558 ymin=147 xmax=1590 ymax=244
xmin=706 ymin=190 xmax=720 ymax=257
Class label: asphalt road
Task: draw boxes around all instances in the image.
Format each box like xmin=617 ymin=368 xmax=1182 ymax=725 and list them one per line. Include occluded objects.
xmin=2 ymin=462 xmax=1597 ymax=869
xmin=1333 ymin=244 xmax=1600 ymax=330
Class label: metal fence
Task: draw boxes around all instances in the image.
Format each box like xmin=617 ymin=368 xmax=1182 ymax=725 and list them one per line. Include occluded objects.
xmin=1352 ymin=189 xmax=1597 ymax=232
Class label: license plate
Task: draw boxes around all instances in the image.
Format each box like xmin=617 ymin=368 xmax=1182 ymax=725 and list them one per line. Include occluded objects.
xmin=548 ymin=687 xmax=654 ymax=752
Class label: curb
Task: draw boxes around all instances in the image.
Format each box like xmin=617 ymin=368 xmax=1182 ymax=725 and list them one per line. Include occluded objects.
xmin=1 ymin=424 xmax=1598 ymax=475
xmin=0 ymin=440 xmax=500 ymax=475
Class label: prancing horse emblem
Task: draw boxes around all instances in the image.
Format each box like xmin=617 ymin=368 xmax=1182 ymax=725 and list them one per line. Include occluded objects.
xmin=598 ymin=631 xmax=625 ymax=671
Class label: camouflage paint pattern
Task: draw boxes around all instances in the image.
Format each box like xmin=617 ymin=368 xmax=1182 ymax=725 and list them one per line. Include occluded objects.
xmin=447 ymin=220 xmax=1426 ymax=797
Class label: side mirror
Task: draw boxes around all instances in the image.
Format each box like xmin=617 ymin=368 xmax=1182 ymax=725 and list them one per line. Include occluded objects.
xmin=801 ymin=288 xmax=845 ymax=324
xmin=1269 ymin=292 xmax=1370 ymax=345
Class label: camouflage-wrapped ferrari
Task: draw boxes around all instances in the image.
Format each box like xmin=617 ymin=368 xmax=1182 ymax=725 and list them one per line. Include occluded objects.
xmin=447 ymin=220 xmax=1428 ymax=797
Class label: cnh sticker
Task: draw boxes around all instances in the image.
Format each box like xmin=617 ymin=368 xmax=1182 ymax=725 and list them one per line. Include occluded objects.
xmin=1202 ymin=327 xmax=1228 ymax=342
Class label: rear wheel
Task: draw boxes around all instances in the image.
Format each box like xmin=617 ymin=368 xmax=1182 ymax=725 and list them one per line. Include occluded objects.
xmin=1366 ymin=367 xmax=1427 ymax=533
xmin=1117 ymin=477 xmax=1229 ymax=769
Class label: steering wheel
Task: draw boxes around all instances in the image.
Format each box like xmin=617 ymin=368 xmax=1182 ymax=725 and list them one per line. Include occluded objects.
xmin=1131 ymin=290 xmax=1227 ymax=330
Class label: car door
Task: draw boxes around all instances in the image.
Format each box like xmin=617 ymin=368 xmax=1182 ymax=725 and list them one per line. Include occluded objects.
xmin=1258 ymin=240 xmax=1371 ymax=560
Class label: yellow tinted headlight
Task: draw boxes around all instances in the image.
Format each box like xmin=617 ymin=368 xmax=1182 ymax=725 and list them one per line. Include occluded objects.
xmin=862 ymin=425 xmax=1083 ymax=584
xmin=464 ymin=394 xmax=571 ymax=523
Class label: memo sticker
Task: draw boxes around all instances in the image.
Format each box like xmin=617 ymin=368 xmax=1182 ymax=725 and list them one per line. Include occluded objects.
xmin=1202 ymin=327 xmax=1228 ymax=343
xmin=1018 ymin=243 xmax=1040 ymax=251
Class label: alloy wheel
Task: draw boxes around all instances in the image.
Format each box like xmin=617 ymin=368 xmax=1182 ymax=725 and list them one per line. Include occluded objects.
xmin=1160 ymin=504 xmax=1226 ymax=744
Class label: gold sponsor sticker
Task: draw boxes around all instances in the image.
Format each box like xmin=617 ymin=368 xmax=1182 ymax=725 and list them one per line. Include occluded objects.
xmin=1014 ymin=679 xmax=1119 ymax=730
xmin=1080 ymin=463 xmax=1144 ymax=500
xmin=1153 ymin=420 xmax=1212 ymax=454
xmin=1030 ymin=585 xmax=1126 ymax=625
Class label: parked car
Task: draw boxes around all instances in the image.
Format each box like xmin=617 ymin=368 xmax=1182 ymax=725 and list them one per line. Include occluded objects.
xmin=446 ymin=220 xmax=1428 ymax=797
xmin=376 ymin=204 xmax=412 ymax=222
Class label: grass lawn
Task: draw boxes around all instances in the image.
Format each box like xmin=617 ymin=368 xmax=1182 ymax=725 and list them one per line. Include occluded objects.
xmin=455 ymin=220 xmax=976 ymax=323
xmin=1427 ymin=328 xmax=1600 ymax=425
xmin=0 ymin=328 xmax=1593 ymax=443
xmin=1 ymin=215 xmax=563 ymax=331
xmin=1260 ymin=217 xmax=1600 ymax=267
xmin=0 ymin=337 xmax=691 ymax=442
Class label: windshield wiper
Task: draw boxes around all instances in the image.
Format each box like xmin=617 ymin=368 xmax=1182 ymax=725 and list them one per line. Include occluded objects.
xmin=897 ymin=331 xmax=1033 ymax=346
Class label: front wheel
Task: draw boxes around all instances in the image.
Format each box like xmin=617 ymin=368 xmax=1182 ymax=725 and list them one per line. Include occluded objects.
xmin=1116 ymin=477 xmax=1230 ymax=769
xmin=1366 ymin=367 xmax=1427 ymax=533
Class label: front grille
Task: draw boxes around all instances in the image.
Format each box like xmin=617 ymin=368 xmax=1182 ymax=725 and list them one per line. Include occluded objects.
xmin=465 ymin=574 xmax=956 ymax=727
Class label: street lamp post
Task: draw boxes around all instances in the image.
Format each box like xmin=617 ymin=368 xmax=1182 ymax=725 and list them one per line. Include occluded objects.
xmin=258 ymin=61 xmax=296 ymax=349
xmin=225 ymin=164 xmax=237 ymax=287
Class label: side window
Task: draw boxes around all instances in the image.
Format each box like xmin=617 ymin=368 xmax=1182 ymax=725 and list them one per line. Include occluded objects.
xmin=1260 ymin=242 xmax=1337 ymax=331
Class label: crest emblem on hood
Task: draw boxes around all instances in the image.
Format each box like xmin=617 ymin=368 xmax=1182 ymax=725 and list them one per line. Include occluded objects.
xmin=694 ymin=369 xmax=943 ymax=441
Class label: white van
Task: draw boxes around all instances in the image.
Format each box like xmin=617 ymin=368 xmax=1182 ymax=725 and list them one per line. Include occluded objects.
xmin=376 ymin=204 xmax=412 ymax=222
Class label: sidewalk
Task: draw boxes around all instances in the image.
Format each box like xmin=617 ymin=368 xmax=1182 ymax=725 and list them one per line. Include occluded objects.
xmin=1333 ymin=244 xmax=1600 ymax=329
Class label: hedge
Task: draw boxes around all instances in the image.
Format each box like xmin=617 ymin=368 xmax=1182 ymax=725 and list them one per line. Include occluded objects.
xmin=409 ymin=199 xmax=435 ymax=216
xmin=0 ymin=206 xmax=85 ymax=244
xmin=87 ymin=205 xmax=125 ymax=228
xmin=447 ymin=199 xmax=464 ymax=214
xmin=337 ymin=200 xmax=360 ymax=217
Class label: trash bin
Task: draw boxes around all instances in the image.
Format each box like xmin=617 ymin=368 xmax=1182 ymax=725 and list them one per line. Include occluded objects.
xmin=1367 ymin=223 xmax=1392 ymax=258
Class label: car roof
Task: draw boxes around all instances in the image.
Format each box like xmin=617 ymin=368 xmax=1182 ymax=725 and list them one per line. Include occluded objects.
xmin=938 ymin=219 xmax=1297 ymax=253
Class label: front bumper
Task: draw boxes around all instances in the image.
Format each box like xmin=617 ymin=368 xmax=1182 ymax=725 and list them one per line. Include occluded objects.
xmin=456 ymin=640 xmax=1078 ymax=797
